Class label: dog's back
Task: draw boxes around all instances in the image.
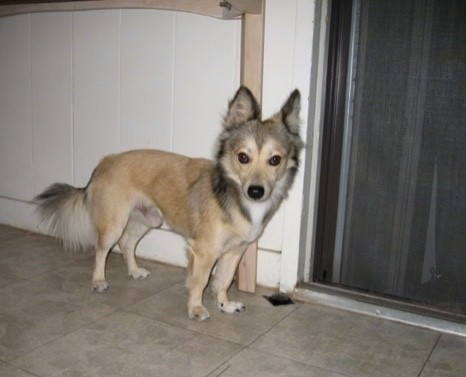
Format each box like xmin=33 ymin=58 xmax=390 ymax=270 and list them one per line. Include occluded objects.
xmin=88 ymin=150 xmax=215 ymax=238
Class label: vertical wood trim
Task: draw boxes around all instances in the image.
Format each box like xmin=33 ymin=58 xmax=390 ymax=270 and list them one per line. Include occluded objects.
xmin=236 ymin=5 xmax=264 ymax=293
xmin=240 ymin=11 xmax=264 ymax=102
xmin=237 ymin=242 xmax=258 ymax=292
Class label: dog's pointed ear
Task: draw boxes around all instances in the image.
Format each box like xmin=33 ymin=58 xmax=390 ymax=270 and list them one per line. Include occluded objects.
xmin=223 ymin=87 xmax=261 ymax=129
xmin=280 ymin=89 xmax=301 ymax=135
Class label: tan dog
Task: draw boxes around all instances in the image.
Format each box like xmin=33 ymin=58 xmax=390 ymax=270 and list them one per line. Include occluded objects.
xmin=35 ymin=87 xmax=303 ymax=320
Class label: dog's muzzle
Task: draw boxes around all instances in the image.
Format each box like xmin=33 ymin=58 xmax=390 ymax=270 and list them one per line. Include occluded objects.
xmin=247 ymin=185 xmax=265 ymax=200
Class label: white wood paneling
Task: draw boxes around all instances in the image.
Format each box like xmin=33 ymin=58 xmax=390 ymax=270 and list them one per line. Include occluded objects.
xmin=172 ymin=13 xmax=241 ymax=158
xmin=0 ymin=198 xmax=36 ymax=232
xmin=72 ymin=10 xmax=121 ymax=187
xmin=258 ymin=0 xmax=301 ymax=252
xmin=0 ymin=14 xmax=33 ymax=201
xmin=136 ymin=228 xmax=188 ymax=267
xmin=257 ymin=249 xmax=281 ymax=288
xmin=277 ymin=0 xmax=314 ymax=292
xmin=120 ymin=10 xmax=175 ymax=152
xmin=262 ymin=1 xmax=298 ymax=118
xmin=259 ymin=207 xmax=286 ymax=250
xmin=31 ymin=12 xmax=73 ymax=194
xmin=0 ymin=15 xmax=33 ymax=200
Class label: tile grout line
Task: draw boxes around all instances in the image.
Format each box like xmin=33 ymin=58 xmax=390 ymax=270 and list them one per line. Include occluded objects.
xmin=4 ymin=257 xmax=187 ymax=365
xmin=118 ymin=290 xmax=251 ymax=377
xmin=416 ymin=332 xmax=442 ymax=377
xmin=205 ymin=362 xmax=232 ymax=377
xmin=241 ymin=304 xmax=355 ymax=377
xmin=243 ymin=300 xmax=300 ymax=348
xmin=124 ymin=303 xmax=244 ymax=347
xmin=7 ymin=306 xmax=124 ymax=365
xmin=3 ymin=362 xmax=41 ymax=377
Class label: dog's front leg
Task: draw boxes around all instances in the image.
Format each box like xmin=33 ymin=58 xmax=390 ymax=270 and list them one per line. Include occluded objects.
xmin=211 ymin=245 xmax=247 ymax=314
xmin=186 ymin=246 xmax=217 ymax=320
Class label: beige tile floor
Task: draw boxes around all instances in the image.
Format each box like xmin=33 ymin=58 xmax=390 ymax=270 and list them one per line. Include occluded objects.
xmin=0 ymin=224 xmax=465 ymax=377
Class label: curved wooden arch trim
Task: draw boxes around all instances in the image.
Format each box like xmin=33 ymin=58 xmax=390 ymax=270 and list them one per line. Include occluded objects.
xmin=0 ymin=0 xmax=261 ymax=19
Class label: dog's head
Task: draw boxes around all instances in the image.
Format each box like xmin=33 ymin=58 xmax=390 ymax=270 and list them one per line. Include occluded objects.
xmin=215 ymin=87 xmax=304 ymax=205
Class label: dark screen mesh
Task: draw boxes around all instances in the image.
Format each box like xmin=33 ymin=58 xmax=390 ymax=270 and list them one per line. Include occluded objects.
xmin=339 ymin=0 xmax=466 ymax=316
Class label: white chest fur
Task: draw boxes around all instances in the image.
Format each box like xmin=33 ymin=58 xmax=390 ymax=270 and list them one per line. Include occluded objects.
xmin=243 ymin=200 xmax=271 ymax=242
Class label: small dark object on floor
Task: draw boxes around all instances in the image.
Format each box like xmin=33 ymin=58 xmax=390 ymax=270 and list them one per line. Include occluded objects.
xmin=263 ymin=292 xmax=295 ymax=306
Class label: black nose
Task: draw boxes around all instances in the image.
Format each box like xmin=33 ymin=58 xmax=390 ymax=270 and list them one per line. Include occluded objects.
xmin=247 ymin=185 xmax=265 ymax=200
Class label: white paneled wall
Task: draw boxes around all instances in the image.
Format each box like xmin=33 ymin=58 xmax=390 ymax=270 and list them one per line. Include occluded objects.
xmin=0 ymin=15 xmax=33 ymax=201
xmin=73 ymin=10 xmax=122 ymax=186
xmin=31 ymin=12 xmax=73 ymax=194
xmin=120 ymin=10 xmax=174 ymax=152
xmin=0 ymin=10 xmax=240 ymax=194
xmin=0 ymin=10 xmax=242 ymax=268
xmin=0 ymin=10 xmax=241 ymax=194
xmin=172 ymin=12 xmax=240 ymax=157
xmin=263 ymin=0 xmax=314 ymax=291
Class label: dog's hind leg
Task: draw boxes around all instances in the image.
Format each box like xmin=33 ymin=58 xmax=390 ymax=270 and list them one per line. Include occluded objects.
xmin=211 ymin=246 xmax=247 ymax=314
xmin=119 ymin=206 xmax=162 ymax=280
xmin=186 ymin=243 xmax=218 ymax=320
xmin=92 ymin=240 xmax=116 ymax=293
xmin=91 ymin=207 xmax=131 ymax=292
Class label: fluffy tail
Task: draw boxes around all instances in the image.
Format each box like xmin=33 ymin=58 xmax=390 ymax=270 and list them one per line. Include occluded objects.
xmin=34 ymin=183 xmax=96 ymax=251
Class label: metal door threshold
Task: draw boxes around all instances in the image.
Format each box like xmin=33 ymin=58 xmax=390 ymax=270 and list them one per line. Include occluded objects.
xmin=294 ymin=283 xmax=466 ymax=337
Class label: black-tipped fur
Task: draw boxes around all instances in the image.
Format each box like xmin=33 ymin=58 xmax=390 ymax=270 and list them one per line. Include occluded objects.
xmin=223 ymin=86 xmax=261 ymax=129
xmin=280 ymin=89 xmax=301 ymax=136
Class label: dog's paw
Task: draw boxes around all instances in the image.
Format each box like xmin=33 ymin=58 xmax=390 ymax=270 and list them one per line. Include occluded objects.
xmin=129 ymin=267 xmax=150 ymax=280
xmin=188 ymin=305 xmax=211 ymax=321
xmin=218 ymin=301 xmax=246 ymax=314
xmin=91 ymin=280 xmax=109 ymax=293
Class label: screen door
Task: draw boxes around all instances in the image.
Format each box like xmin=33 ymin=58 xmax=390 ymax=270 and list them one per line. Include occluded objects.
xmin=314 ymin=0 xmax=466 ymax=319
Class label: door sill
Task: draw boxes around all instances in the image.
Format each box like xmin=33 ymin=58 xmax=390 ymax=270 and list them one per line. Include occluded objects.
xmin=294 ymin=283 xmax=466 ymax=337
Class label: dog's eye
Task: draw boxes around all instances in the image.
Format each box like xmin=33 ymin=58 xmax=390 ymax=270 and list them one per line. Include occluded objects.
xmin=238 ymin=152 xmax=250 ymax=164
xmin=269 ymin=155 xmax=282 ymax=166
